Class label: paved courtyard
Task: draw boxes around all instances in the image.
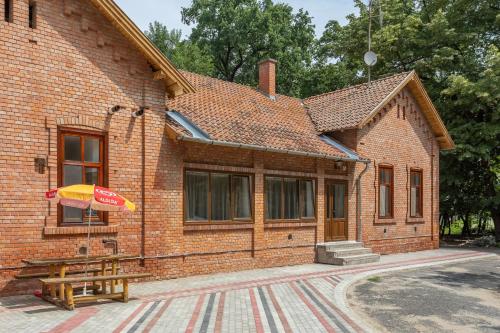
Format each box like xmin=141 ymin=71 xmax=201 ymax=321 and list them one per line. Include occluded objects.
xmin=349 ymin=256 xmax=500 ymax=333
xmin=0 ymin=248 xmax=496 ymax=333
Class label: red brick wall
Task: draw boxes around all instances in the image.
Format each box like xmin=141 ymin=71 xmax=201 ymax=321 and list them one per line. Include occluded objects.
xmin=0 ymin=0 xmax=442 ymax=297
xmin=353 ymin=88 xmax=441 ymax=254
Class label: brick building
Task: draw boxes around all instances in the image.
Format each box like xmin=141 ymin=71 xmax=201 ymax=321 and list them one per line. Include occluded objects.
xmin=0 ymin=0 xmax=454 ymax=296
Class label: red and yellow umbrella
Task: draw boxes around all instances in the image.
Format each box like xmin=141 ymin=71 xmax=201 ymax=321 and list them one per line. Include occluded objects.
xmin=46 ymin=184 xmax=135 ymax=212
xmin=45 ymin=185 xmax=135 ymax=295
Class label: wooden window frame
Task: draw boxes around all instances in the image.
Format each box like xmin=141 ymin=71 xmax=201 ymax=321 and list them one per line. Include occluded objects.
xmin=183 ymin=169 xmax=254 ymax=224
xmin=4 ymin=0 xmax=13 ymax=23
xmin=264 ymin=175 xmax=317 ymax=223
xmin=378 ymin=165 xmax=394 ymax=219
xmin=57 ymin=128 xmax=108 ymax=226
xmin=410 ymin=169 xmax=423 ymax=218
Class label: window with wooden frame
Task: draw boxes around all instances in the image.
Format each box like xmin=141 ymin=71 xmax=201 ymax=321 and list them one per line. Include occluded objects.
xmin=184 ymin=170 xmax=253 ymax=223
xmin=265 ymin=176 xmax=316 ymax=221
xmin=410 ymin=169 xmax=423 ymax=218
xmin=378 ymin=165 xmax=394 ymax=218
xmin=58 ymin=129 xmax=107 ymax=225
xmin=4 ymin=0 xmax=13 ymax=22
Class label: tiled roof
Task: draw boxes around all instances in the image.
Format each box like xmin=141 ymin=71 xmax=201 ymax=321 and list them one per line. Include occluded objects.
xmin=166 ymin=71 xmax=355 ymax=160
xmin=304 ymin=72 xmax=412 ymax=132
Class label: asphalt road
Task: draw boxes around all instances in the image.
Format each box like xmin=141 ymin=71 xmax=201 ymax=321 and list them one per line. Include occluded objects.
xmin=348 ymin=255 xmax=500 ymax=333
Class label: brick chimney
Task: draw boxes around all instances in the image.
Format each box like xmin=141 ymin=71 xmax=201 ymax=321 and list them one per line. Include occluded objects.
xmin=258 ymin=59 xmax=277 ymax=98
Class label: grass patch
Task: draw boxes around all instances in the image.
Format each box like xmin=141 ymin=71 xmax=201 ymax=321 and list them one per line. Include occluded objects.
xmin=368 ymin=276 xmax=381 ymax=283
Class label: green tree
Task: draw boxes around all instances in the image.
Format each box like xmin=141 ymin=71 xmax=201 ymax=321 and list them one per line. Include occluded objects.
xmin=145 ymin=21 xmax=214 ymax=76
xmin=181 ymin=0 xmax=315 ymax=97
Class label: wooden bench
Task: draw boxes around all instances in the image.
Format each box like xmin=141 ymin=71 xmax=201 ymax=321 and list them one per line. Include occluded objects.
xmin=40 ymin=273 xmax=151 ymax=310
xmin=16 ymin=267 xmax=117 ymax=279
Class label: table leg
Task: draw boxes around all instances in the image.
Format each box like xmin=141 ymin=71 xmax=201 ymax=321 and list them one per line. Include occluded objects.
xmin=122 ymin=278 xmax=128 ymax=303
xmin=49 ymin=265 xmax=56 ymax=299
xmin=59 ymin=265 xmax=66 ymax=301
xmin=65 ymin=284 xmax=75 ymax=311
xmin=111 ymin=260 xmax=117 ymax=293
xmin=101 ymin=261 xmax=107 ymax=294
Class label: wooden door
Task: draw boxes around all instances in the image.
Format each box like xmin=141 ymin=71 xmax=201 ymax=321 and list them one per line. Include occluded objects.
xmin=325 ymin=181 xmax=348 ymax=241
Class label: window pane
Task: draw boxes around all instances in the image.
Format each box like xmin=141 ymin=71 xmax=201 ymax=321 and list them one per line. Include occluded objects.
xmin=334 ymin=184 xmax=346 ymax=219
xmin=326 ymin=185 xmax=332 ymax=218
xmin=64 ymin=165 xmax=82 ymax=185
xmin=233 ymin=176 xmax=251 ymax=219
xmin=265 ymin=177 xmax=282 ymax=219
xmin=411 ymin=187 xmax=417 ymax=216
xmin=84 ymin=138 xmax=100 ymax=162
xmin=283 ymin=178 xmax=299 ymax=219
xmin=64 ymin=207 xmax=83 ymax=223
xmin=64 ymin=136 xmax=81 ymax=161
xmin=85 ymin=168 xmax=99 ymax=185
xmin=185 ymin=171 xmax=209 ymax=221
xmin=301 ymin=180 xmax=315 ymax=218
xmin=211 ymin=173 xmax=230 ymax=221
xmin=380 ymin=185 xmax=387 ymax=217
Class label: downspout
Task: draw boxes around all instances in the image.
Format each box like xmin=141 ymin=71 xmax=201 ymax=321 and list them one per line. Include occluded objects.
xmin=356 ymin=161 xmax=370 ymax=242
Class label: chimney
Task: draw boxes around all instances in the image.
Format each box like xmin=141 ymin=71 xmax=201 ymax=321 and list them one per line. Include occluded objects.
xmin=258 ymin=59 xmax=277 ymax=98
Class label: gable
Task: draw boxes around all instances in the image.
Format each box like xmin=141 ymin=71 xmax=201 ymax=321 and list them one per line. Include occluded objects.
xmin=304 ymin=71 xmax=454 ymax=150
xmin=88 ymin=0 xmax=195 ymax=98
xmin=360 ymin=73 xmax=454 ymax=150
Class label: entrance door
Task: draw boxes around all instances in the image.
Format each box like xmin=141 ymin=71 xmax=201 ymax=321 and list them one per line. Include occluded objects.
xmin=325 ymin=181 xmax=348 ymax=241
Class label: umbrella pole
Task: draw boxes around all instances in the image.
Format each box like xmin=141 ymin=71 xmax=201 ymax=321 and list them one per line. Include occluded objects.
xmin=83 ymin=204 xmax=92 ymax=296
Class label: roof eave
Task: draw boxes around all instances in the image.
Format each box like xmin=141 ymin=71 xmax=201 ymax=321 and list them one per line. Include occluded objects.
xmin=88 ymin=0 xmax=196 ymax=98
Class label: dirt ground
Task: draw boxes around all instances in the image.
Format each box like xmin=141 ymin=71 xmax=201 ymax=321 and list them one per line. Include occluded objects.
xmin=348 ymin=256 xmax=500 ymax=333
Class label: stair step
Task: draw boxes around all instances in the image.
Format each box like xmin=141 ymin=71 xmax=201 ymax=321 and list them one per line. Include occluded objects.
xmin=330 ymin=247 xmax=372 ymax=257
xmin=338 ymin=253 xmax=380 ymax=266
xmin=317 ymin=241 xmax=364 ymax=251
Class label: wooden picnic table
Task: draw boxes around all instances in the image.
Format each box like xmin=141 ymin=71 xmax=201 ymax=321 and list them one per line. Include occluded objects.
xmin=22 ymin=254 xmax=138 ymax=306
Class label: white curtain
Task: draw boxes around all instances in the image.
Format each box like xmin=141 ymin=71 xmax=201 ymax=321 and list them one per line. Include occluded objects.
xmin=233 ymin=176 xmax=251 ymax=219
xmin=211 ymin=174 xmax=230 ymax=220
xmin=283 ymin=179 xmax=299 ymax=219
xmin=266 ymin=177 xmax=282 ymax=219
xmin=334 ymin=184 xmax=345 ymax=218
xmin=186 ymin=171 xmax=209 ymax=220
xmin=301 ymin=180 xmax=315 ymax=218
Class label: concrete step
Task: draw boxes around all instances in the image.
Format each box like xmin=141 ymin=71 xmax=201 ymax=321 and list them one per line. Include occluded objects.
xmin=317 ymin=241 xmax=364 ymax=251
xmin=330 ymin=247 xmax=372 ymax=257
xmin=318 ymin=253 xmax=380 ymax=266
xmin=337 ymin=253 xmax=381 ymax=266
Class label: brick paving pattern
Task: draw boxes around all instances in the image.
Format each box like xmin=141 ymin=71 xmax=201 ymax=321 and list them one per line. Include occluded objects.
xmin=0 ymin=249 xmax=493 ymax=333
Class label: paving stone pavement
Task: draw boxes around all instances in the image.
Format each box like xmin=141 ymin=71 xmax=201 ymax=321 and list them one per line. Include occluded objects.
xmin=0 ymin=248 xmax=495 ymax=333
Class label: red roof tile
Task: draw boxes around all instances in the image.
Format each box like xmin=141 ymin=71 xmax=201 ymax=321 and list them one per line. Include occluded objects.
xmin=166 ymin=71 xmax=352 ymax=160
xmin=304 ymin=72 xmax=412 ymax=132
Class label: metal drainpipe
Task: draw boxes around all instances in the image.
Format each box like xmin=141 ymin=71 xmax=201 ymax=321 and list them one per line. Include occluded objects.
xmin=356 ymin=161 xmax=370 ymax=242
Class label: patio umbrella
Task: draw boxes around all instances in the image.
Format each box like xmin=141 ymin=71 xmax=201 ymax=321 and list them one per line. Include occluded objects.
xmin=45 ymin=184 xmax=135 ymax=294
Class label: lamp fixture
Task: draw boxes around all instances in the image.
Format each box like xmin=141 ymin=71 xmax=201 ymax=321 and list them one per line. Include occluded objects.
xmin=108 ymin=105 xmax=124 ymax=115
xmin=132 ymin=106 xmax=149 ymax=118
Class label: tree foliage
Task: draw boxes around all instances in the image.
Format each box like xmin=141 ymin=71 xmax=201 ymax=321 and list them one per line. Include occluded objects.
xmin=181 ymin=0 xmax=315 ymax=96
xmin=145 ymin=21 xmax=214 ymax=76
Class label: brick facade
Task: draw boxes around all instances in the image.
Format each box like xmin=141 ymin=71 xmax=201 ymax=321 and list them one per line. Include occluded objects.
xmin=0 ymin=0 xmax=442 ymax=296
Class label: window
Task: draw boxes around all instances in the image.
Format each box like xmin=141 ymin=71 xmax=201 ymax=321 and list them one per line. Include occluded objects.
xmin=58 ymin=129 xmax=106 ymax=225
xmin=4 ymin=0 xmax=12 ymax=22
xmin=327 ymin=182 xmax=347 ymax=219
xmin=28 ymin=1 xmax=36 ymax=29
xmin=410 ymin=169 xmax=423 ymax=217
xmin=265 ymin=177 xmax=315 ymax=220
xmin=379 ymin=166 xmax=393 ymax=218
xmin=184 ymin=171 xmax=252 ymax=222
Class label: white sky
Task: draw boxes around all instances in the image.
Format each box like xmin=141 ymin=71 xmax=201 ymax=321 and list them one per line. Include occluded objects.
xmin=115 ymin=0 xmax=357 ymax=37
